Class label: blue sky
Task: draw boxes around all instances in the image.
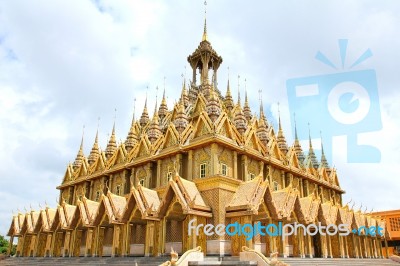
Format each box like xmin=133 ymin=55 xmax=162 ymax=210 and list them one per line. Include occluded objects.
xmin=0 ymin=0 xmax=399 ymax=235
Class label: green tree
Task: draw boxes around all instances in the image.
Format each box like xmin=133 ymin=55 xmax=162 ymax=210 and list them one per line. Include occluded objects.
xmin=0 ymin=235 xmax=9 ymax=255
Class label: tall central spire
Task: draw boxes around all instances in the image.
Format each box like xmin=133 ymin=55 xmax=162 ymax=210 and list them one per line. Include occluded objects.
xmin=187 ymin=0 xmax=222 ymax=87
xmin=202 ymin=1 xmax=208 ymax=41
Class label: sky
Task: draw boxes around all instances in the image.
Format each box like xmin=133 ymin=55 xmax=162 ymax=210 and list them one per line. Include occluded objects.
xmin=0 ymin=0 xmax=399 ymax=236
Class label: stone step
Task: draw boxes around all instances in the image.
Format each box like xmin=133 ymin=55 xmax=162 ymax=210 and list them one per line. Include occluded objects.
xmin=1 ymin=257 xmax=398 ymax=266
xmin=189 ymin=262 xmax=256 ymax=265
xmin=280 ymin=258 xmax=399 ymax=266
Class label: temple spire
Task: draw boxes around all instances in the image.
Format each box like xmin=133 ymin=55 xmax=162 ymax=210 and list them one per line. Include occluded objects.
xmin=293 ymin=113 xmax=305 ymax=163
xmin=105 ymin=112 xmax=117 ymax=159
xmin=237 ymin=75 xmax=241 ymax=106
xmin=88 ymin=120 xmax=100 ymax=165
xmin=202 ymin=1 xmax=208 ymax=41
xmin=126 ymin=101 xmax=139 ymax=152
xmin=73 ymin=125 xmax=85 ymax=170
xmin=276 ymin=103 xmax=288 ymax=154
xmin=159 ymin=85 xmax=168 ymax=119
xmin=243 ymin=79 xmax=252 ymax=121
xmin=320 ymin=131 xmax=330 ymax=169
xmin=134 ymin=99 xmax=138 ymax=126
xmin=140 ymin=90 xmax=150 ymax=127
xmin=307 ymin=123 xmax=319 ymax=168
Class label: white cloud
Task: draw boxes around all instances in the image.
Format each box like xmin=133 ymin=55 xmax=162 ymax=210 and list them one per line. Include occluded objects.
xmin=0 ymin=0 xmax=400 ymax=235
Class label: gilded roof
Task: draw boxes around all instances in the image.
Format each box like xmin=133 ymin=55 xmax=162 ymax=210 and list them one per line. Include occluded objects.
xmin=226 ymin=176 xmax=266 ymax=211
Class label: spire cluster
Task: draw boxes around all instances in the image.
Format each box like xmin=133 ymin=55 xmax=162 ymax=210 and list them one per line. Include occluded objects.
xmin=69 ymin=11 xmax=331 ymax=175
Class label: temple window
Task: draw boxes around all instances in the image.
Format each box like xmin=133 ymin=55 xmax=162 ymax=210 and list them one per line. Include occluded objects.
xmin=167 ymin=172 xmax=173 ymax=181
xmin=249 ymin=173 xmax=255 ymax=180
xmin=390 ymin=217 xmax=400 ymax=231
xmin=220 ymin=163 xmax=227 ymax=176
xmin=200 ymin=163 xmax=207 ymax=178
xmin=116 ymin=185 xmax=122 ymax=196
xmin=139 ymin=179 xmax=145 ymax=186
xmin=273 ymin=181 xmax=279 ymax=191
xmin=95 ymin=190 xmax=101 ymax=202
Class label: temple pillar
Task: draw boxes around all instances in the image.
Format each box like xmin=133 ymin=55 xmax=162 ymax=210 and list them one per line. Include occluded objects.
xmin=281 ymin=222 xmax=289 ymax=258
xmin=321 ymin=234 xmax=327 ymax=258
xmin=7 ymin=236 xmax=14 ymax=256
xmin=85 ymin=228 xmax=93 ymax=257
xmin=233 ymin=151 xmax=237 ymax=180
xmin=353 ymin=234 xmax=359 ymax=258
xmin=160 ymin=218 xmax=166 ymax=256
xmin=298 ymin=228 xmax=305 ymax=258
xmin=258 ymin=161 xmax=264 ymax=178
xmin=188 ymin=150 xmax=193 ymax=180
xmin=185 ymin=215 xmax=197 ymax=250
xmin=144 ymin=221 xmax=155 ymax=257
xmin=112 ymin=224 xmax=123 ymax=257
xmin=157 ymin=160 xmax=161 ymax=187
xmin=45 ymin=234 xmax=52 ymax=257
xmin=211 ymin=143 xmax=218 ymax=175
xmin=345 ymin=235 xmax=350 ymax=258
xmin=338 ymin=235 xmax=344 ymax=258
xmin=384 ymin=237 xmax=389 ymax=258
xmin=241 ymin=155 xmax=248 ymax=181
xmin=63 ymin=231 xmax=71 ymax=257
xmin=373 ymin=238 xmax=378 ymax=258
xmin=306 ymin=234 xmax=313 ymax=258
xmin=122 ymin=223 xmax=129 ymax=256
xmin=327 ymin=234 xmax=333 ymax=258
xmin=16 ymin=236 xmax=24 ymax=257
xmin=96 ymin=227 xmax=105 ymax=257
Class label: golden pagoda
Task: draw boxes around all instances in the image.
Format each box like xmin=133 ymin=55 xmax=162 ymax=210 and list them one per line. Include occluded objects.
xmin=6 ymin=10 xmax=387 ymax=261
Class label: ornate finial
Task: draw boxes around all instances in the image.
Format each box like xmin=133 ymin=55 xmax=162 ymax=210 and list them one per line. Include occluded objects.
xmin=351 ymin=201 xmax=356 ymax=210
xmin=132 ymin=97 xmax=137 ymax=122
xmin=227 ymin=66 xmax=230 ymax=80
xmin=202 ymin=1 xmax=208 ymax=41
xmin=278 ymin=102 xmax=282 ymax=131
xmin=81 ymin=125 xmax=85 ymax=149
xmin=237 ymin=74 xmax=241 ymax=105
xmin=45 ymin=200 xmax=48 ymax=208
xmin=113 ymin=108 xmax=117 ymax=131
xmin=154 ymin=86 xmax=159 ymax=115
xmin=308 ymin=122 xmax=312 ymax=148
xmin=359 ymin=203 xmax=363 ymax=212
xmin=294 ymin=113 xmax=298 ymax=140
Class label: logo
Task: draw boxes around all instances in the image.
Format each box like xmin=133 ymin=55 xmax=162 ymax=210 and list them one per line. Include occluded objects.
xmin=188 ymin=219 xmax=383 ymax=241
xmin=286 ymin=39 xmax=382 ymax=164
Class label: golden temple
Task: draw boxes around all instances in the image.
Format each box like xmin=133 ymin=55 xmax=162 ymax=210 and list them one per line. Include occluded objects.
xmin=6 ymin=10 xmax=388 ymax=261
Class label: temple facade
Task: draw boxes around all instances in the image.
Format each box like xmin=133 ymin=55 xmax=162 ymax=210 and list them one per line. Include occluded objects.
xmin=7 ymin=16 xmax=387 ymax=260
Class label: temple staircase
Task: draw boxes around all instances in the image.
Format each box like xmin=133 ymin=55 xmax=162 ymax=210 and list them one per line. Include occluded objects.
xmin=1 ymin=256 xmax=399 ymax=266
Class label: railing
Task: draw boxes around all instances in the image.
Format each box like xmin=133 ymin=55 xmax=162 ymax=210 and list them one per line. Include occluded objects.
xmin=159 ymin=246 xmax=203 ymax=266
xmin=240 ymin=246 xmax=290 ymax=266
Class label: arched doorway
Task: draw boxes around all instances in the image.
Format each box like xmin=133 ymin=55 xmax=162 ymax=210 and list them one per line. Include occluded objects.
xmin=165 ymin=201 xmax=186 ymax=255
